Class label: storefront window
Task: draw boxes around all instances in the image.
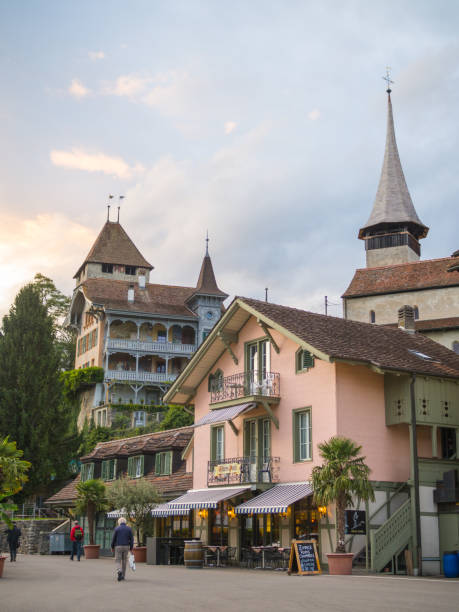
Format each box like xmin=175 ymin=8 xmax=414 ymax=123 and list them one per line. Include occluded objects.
xmin=241 ymin=513 xmax=280 ymax=547
xmin=157 ymin=514 xmax=192 ymax=538
xmin=210 ymin=502 xmax=228 ymax=546
xmin=293 ymin=497 xmax=318 ymax=540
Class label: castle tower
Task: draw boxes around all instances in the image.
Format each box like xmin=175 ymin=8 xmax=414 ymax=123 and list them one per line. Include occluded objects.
xmin=358 ymin=87 xmax=429 ymax=268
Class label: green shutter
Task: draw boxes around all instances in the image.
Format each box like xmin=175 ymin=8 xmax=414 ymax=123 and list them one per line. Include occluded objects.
xmin=211 ymin=428 xmax=217 ymax=462
xmin=293 ymin=413 xmax=299 ymax=462
xmin=127 ymin=457 xmax=133 ymax=477
xmin=155 ymin=453 xmax=161 ymax=474
xmin=302 ymin=351 xmax=314 ymax=369
xmin=243 ymin=421 xmax=250 ymax=458
xmin=166 ymin=451 xmax=172 ymax=475
xmin=139 ymin=455 xmax=144 ymax=476
xmin=101 ymin=461 xmax=107 ymax=481
xmin=111 ymin=459 xmax=117 ymax=480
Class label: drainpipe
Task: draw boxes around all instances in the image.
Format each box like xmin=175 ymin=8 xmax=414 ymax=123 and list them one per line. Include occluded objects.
xmin=409 ymin=373 xmax=422 ymax=576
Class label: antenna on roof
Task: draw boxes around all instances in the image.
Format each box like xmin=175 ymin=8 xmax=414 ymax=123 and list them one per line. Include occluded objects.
xmin=107 ymin=195 xmax=114 ymax=221
xmin=265 ymin=288 xmax=268 ymax=302
xmin=382 ymin=66 xmax=394 ymax=94
xmin=205 ymin=230 xmax=209 ymax=256
xmin=118 ymin=195 xmax=124 ymax=223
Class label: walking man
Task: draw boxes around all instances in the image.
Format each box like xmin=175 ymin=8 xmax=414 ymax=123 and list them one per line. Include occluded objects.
xmin=111 ymin=517 xmax=133 ymax=581
xmin=6 ymin=522 xmax=21 ymax=562
xmin=70 ymin=520 xmax=84 ymax=561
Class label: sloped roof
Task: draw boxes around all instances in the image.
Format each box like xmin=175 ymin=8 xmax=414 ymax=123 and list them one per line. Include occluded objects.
xmin=343 ymin=256 xmax=459 ymax=298
xmin=81 ymin=278 xmax=198 ymax=318
xmin=192 ymin=254 xmax=228 ymax=298
xmin=237 ymin=297 xmax=459 ymax=379
xmin=75 ymin=222 xmax=153 ymax=278
xmin=385 ymin=317 xmax=459 ymax=332
xmin=359 ymin=93 xmax=428 ymax=240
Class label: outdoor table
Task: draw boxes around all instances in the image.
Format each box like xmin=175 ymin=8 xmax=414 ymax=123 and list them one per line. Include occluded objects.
xmin=251 ymin=546 xmax=275 ymax=569
xmin=204 ymin=545 xmax=227 ymax=567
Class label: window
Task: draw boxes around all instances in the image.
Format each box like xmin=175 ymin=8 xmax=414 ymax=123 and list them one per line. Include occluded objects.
xmin=128 ymin=455 xmax=144 ymax=478
xmin=202 ymin=330 xmax=211 ymax=342
xmin=125 ymin=266 xmax=136 ymax=275
xmin=296 ymin=349 xmax=314 ymax=373
xmin=211 ymin=426 xmax=224 ymax=462
xmin=157 ymin=330 xmax=166 ymax=343
xmin=80 ymin=462 xmax=94 ymax=482
xmin=246 ymin=339 xmax=270 ymax=392
xmin=96 ymin=409 xmax=107 ymax=427
xmin=293 ymin=409 xmax=312 ymax=462
xmin=243 ymin=417 xmax=272 ymax=482
xmin=155 ymin=451 xmax=172 ymax=475
xmin=413 ymin=306 xmax=419 ymax=320
xmin=101 ymin=459 xmax=117 ymax=481
xmin=102 ymin=263 xmax=113 ymax=273
xmin=133 ymin=410 xmax=146 ymax=428
xmin=370 ymin=310 xmax=376 ymax=323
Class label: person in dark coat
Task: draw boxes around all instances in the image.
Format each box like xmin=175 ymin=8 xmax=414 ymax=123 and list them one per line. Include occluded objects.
xmin=6 ymin=522 xmax=21 ymax=562
xmin=111 ymin=517 xmax=134 ymax=581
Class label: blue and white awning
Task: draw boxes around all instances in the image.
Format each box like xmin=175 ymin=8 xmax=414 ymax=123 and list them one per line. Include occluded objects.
xmin=194 ymin=403 xmax=256 ymax=427
xmin=151 ymin=504 xmax=190 ymax=518
xmin=168 ymin=486 xmax=251 ymax=510
xmin=235 ymin=482 xmax=313 ymax=514
xmin=107 ymin=508 xmax=126 ymax=518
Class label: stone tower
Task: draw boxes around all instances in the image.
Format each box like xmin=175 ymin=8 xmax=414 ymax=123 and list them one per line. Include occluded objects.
xmin=358 ymin=88 xmax=429 ymax=268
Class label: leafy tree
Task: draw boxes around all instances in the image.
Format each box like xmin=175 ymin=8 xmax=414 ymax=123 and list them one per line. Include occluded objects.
xmin=75 ymin=479 xmax=107 ymax=545
xmin=0 ymin=437 xmax=31 ymax=526
xmin=159 ymin=405 xmax=194 ymax=431
xmin=107 ymin=476 xmax=160 ymax=545
xmin=0 ymin=284 xmax=78 ymax=498
xmin=312 ymin=437 xmax=375 ymax=553
xmin=33 ymin=273 xmax=75 ymax=370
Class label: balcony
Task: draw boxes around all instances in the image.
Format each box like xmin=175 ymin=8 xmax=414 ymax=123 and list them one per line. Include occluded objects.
xmin=105 ymin=370 xmax=178 ymax=384
xmin=107 ymin=338 xmax=197 ymax=355
xmin=210 ymin=370 xmax=280 ymax=405
xmin=207 ymin=456 xmax=280 ymax=487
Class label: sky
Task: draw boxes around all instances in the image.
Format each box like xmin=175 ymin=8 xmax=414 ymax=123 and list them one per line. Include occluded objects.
xmin=1 ymin=0 xmax=459 ymax=318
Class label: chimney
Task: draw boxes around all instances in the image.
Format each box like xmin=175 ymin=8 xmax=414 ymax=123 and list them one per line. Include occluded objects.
xmin=138 ymin=275 xmax=146 ymax=289
xmin=398 ymin=305 xmax=415 ymax=333
xmin=127 ymin=285 xmax=135 ymax=303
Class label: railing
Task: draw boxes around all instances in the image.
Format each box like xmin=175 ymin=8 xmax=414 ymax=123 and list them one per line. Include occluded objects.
xmin=106 ymin=370 xmax=178 ymax=383
xmin=210 ymin=371 xmax=280 ymax=404
xmin=370 ymin=498 xmax=411 ymax=572
xmin=107 ymin=338 xmax=197 ymax=354
xmin=207 ymin=456 xmax=280 ymax=486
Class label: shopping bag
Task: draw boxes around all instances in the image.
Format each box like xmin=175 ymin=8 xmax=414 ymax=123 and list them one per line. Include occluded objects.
xmin=129 ymin=553 xmax=136 ymax=571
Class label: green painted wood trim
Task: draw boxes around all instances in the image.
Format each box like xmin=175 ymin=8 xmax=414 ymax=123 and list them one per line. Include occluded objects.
xmin=257 ymin=320 xmax=280 ymax=354
xmin=210 ymin=424 xmax=225 ymax=462
xmin=218 ymin=331 xmax=238 ymax=365
xmin=261 ymin=400 xmax=279 ymax=429
xmin=292 ymin=407 xmax=313 ymax=463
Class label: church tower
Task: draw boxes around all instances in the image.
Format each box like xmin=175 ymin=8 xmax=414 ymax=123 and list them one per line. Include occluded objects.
xmin=359 ymin=86 xmax=429 ymax=267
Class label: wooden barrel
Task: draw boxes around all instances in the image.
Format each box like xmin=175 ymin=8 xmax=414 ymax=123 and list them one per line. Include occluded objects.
xmin=184 ymin=540 xmax=203 ymax=569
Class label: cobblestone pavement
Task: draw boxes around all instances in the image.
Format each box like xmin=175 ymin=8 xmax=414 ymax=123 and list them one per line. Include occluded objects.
xmin=1 ymin=554 xmax=458 ymax=612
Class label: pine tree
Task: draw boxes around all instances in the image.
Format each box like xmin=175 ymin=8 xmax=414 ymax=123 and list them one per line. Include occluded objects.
xmin=0 ymin=284 xmax=77 ymax=498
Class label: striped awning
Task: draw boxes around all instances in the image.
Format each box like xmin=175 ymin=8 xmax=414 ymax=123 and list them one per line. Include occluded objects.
xmin=235 ymin=482 xmax=313 ymax=514
xmin=107 ymin=508 xmax=126 ymax=518
xmin=194 ymin=403 xmax=256 ymax=427
xmin=151 ymin=504 xmax=190 ymax=518
xmin=168 ymin=486 xmax=251 ymax=510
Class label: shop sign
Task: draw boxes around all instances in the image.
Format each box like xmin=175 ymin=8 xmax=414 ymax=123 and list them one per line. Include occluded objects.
xmin=345 ymin=510 xmax=366 ymax=535
xmin=213 ymin=462 xmax=241 ymax=478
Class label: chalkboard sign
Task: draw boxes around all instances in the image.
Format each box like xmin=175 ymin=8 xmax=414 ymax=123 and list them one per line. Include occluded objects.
xmin=288 ymin=540 xmax=321 ymax=575
xmin=345 ymin=510 xmax=366 ymax=535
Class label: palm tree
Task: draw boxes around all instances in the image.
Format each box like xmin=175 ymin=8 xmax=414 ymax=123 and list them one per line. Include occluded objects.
xmin=75 ymin=479 xmax=107 ymax=545
xmin=312 ymin=437 xmax=374 ymax=554
xmin=0 ymin=437 xmax=31 ymax=526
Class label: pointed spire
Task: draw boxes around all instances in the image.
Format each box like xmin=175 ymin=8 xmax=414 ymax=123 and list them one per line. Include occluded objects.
xmin=194 ymin=243 xmax=228 ymax=298
xmin=359 ymin=89 xmax=428 ymax=240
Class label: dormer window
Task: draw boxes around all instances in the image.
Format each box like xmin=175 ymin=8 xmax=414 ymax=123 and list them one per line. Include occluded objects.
xmin=102 ymin=263 xmax=113 ymax=273
xmin=125 ymin=266 xmax=136 ymax=275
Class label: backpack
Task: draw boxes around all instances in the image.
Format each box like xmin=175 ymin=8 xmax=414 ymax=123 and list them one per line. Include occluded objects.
xmin=74 ymin=527 xmax=83 ymax=541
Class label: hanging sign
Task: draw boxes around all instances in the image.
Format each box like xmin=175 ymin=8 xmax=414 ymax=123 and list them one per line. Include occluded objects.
xmin=345 ymin=510 xmax=366 ymax=535
xmin=288 ymin=540 xmax=321 ymax=575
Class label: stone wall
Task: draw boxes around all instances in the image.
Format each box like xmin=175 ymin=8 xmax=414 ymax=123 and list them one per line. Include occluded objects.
xmin=0 ymin=519 xmax=67 ymax=555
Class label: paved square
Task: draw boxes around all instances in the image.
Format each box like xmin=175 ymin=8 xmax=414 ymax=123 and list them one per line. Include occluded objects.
xmin=1 ymin=554 xmax=458 ymax=612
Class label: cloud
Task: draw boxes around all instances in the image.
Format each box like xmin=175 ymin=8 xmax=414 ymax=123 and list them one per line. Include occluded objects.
xmin=0 ymin=214 xmax=96 ymax=316
xmin=224 ymin=121 xmax=237 ymax=134
xmin=68 ymin=79 xmax=90 ymax=99
xmin=308 ymin=109 xmax=321 ymax=121
xmin=88 ymin=50 xmax=105 ymax=60
xmin=103 ymin=74 xmax=151 ymax=97
xmin=50 ymin=148 xmax=145 ymax=179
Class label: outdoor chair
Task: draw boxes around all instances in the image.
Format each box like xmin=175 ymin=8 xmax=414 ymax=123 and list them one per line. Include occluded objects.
xmin=204 ymin=548 xmax=218 ymax=566
xmin=265 ymin=548 xmax=283 ymax=569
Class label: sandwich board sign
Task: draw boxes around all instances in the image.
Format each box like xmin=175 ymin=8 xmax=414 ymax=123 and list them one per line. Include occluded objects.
xmin=288 ymin=540 xmax=321 ymax=575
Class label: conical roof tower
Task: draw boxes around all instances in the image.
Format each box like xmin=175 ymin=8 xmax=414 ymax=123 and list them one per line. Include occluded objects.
xmin=359 ymin=84 xmax=428 ymax=268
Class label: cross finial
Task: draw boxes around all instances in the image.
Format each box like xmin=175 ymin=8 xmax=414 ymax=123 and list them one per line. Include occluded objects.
xmin=382 ymin=66 xmax=394 ymax=94
xmin=205 ymin=230 xmax=209 ymax=256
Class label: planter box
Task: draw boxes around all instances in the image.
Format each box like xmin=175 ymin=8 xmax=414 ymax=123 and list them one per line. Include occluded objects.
xmin=133 ymin=546 xmax=147 ymax=563
xmin=83 ymin=544 xmax=100 ymax=559
xmin=0 ymin=555 xmax=6 ymax=578
xmin=327 ymin=553 xmax=354 ymax=575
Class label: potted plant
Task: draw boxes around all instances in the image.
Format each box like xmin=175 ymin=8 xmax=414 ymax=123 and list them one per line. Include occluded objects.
xmin=75 ymin=479 xmax=107 ymax=559
xmin=312 ymin=436 xmax=374 ymax=575
xmin=107 ymin=476 xmax=160 ymax=562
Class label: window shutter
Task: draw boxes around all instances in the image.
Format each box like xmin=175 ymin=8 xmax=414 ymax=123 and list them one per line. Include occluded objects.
xmin=211 ymin=429 xmax=217 ymax=462
xmin=293 ymin=413 xmax=299 ymax=462
xmin=102 ymin=461 xmax=108 ymax=481
xmin=89 ymin=463 xmax=94 ymax=480
xmin=140 ymin=455 xmax=144 ymax=476
xmin=165 ymin=452 xmax=172 ymax=475
xmin=155 ymin=453 xmax=160 ymax=474
xmin=302 ymin=351 xmax=314 ymax=369
xmin=112 ymin=459 xmax=117 ymax=480
xmin=243 ymin=421 xmax=250 ymax=458
xmin=127 ymin=457 xmax=133 ymax=477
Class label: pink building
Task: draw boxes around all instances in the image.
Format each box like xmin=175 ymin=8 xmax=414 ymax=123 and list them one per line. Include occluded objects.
xmin=164 ymin=297 xmax=459 ymax=574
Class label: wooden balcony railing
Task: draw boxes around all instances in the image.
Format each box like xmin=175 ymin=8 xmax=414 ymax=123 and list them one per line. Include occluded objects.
xmin=210 ymin=370 xmax=280 ymax=404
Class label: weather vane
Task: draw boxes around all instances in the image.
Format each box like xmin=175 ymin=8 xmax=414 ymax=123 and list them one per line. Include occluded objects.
xmin=205 ymin=230 xmax=209 ymax=256
xmin=382 ymin=66 xmax=394 ymax=93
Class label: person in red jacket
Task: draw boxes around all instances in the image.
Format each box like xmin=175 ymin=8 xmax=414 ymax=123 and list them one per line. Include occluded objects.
xmin=70 ymin=521 xmax=84 ymax=561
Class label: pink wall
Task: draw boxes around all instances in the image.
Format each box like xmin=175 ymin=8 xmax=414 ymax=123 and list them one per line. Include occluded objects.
xmin=191 ymin=314 xmax=418 ymax=489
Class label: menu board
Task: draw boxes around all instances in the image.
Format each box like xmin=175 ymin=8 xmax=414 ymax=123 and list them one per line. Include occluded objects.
xmin=288 ymin=540 xmax=321 ymax=575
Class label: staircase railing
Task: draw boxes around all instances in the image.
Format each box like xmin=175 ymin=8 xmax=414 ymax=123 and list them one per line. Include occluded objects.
xmin=370 ymin=499 xmax=411 ymax=572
